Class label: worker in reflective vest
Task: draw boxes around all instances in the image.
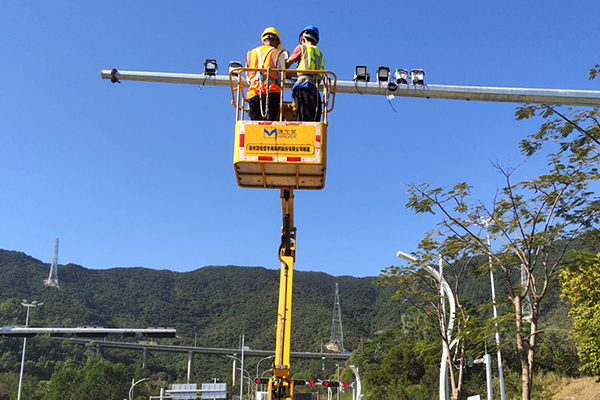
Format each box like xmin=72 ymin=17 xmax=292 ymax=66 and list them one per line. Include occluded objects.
xmin=246 ymin=27 xmax=286 ymax=121
xmin=286 ymin=25 xmax=324 ymax=122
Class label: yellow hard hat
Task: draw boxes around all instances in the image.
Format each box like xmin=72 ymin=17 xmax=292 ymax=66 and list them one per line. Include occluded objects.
xmin=261 ymin=27 xmax=281 ymax=49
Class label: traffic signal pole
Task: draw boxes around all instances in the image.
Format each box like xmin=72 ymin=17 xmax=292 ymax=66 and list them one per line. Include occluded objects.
xmin=101 ymin=69 xmax=600 ymax=107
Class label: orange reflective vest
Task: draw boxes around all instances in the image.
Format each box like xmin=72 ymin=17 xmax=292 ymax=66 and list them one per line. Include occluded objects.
xmin=246 ymin=45 xmax=283 ymax=99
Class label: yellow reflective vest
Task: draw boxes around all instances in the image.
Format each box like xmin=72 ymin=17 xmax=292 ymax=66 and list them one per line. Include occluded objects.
xmin=296 ymin=44 xmax=324 ymax=83
xmin=246 ymin=45 xmax=283 ymax=99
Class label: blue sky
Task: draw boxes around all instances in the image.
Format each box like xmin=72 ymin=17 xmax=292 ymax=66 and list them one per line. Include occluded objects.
xmin=1 ymin=1 xmax=599 ymax=278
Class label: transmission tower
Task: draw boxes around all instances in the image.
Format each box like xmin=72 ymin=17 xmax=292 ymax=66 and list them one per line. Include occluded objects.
xmin=326 ymin=283 xmax=344 ymax=352
xmin=44 ymin=237 xmax=59 ymax=288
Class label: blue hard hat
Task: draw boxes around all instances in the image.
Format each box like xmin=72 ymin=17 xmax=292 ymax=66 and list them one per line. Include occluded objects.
xmin=300 ymin=25 xmax=319 ymax=44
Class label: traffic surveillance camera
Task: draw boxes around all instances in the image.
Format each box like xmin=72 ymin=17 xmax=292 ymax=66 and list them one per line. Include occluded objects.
xmin=394 ymin=69 xmax=409 ymax=84
xmin=410 ymin=69 xmax=425 ymax=85
xmin=229 ymin=61 xmax=243 ymax=77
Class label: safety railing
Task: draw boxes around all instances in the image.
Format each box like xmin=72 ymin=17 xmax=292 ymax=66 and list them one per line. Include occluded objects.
xmin=228 ymin=68 xmax=337 ymax=124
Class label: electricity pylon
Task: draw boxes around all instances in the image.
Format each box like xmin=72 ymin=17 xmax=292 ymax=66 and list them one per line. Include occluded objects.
xmin=326 ymin=283 xmax=344 ymax=353
xmin=44 ymin=237 xmax=59 ymax=288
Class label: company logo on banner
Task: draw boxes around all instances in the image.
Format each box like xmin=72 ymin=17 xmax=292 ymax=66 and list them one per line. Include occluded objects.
xmin=264 ymin=128 xmax=277 ymax=137
xmin=262 ymin=127 xmax=298 ymax=139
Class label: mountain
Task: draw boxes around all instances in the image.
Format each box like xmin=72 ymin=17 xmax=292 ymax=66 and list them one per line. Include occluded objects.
xmin=0 ymin=249 xmax=403 ymax=353
xmin=0 ymin=246 xmax=579 ymax=399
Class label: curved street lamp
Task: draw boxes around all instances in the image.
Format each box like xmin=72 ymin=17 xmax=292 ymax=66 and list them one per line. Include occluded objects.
xmin=129 ymin=378 xmax=147 ymax=400
xmin=397 ymin=251 xmax=455 ymax=400
xmin=256 ymin=355 xmax=274 ymax=379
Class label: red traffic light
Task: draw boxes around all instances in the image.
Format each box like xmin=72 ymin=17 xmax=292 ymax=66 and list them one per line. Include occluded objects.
xmin=255 ymin=378 xmax=269 ymax=385
xmin=323 ymin=381 xmax=339 ymax=387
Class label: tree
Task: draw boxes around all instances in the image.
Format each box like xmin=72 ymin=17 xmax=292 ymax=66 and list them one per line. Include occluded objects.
xmin=395 ymin=67 xmax=600 ymax=400
xmin=40 ymin=358 xmax=130 ymax=400
xmin=560 ymin=251 xmax=600 ymax=376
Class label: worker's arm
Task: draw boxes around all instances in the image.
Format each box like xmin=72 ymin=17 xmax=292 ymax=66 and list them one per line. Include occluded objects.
xmin=285 ymin=45 xmax=302 ymax=69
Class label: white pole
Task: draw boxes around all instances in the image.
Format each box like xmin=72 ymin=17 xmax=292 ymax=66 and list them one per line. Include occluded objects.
xmin=240 ymin=334 xmax=245 ymax=400
xmin=17 ymin=335 xmax=27 ymax=400
xmin=336 ymin=364 xmax=340 ymax=400
xmin=484 ymin=354 xmax=493 ymax=400
xmin=398 ymin=251 xmax=455 ymax=400
xmin=349 ymin=365 xmax=361 ymax=400
xmin=129 ymin=378 xmax=147 ymax=400
xmin=18 ymin=301 xmax=42 ymax=400
xmin=439 ymin=254 xmax=450 ymax=400
xmin=484 ymin=220 xmax=506 ymax=400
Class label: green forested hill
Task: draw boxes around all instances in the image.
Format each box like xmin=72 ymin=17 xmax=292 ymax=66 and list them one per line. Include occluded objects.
xmin=0 ymin=249 xmax=402 ymax=352
xmin=0 ymin=248 xmax=579 ymax=399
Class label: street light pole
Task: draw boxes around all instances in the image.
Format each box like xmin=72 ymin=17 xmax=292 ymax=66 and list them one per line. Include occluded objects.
xmin=336 ymin=363 xmax=340 ymax=400
xmin=483 ymin=219 xmax=506 ymax=400
xmin=240 ymin=335 xmax=245 ymax=400
xmin=129 ymin=377 xmax=147 ymax=400
xmin=17 ymin=300 xmax=43 ymax=400
xmin=349 ymin=365 xmax=361 ymax=400
xmin=256 ymin=355 xmax=274 ymax=379
xmin=256 ymin=354 xmax=274 ymax=395
xmin=397 ymin=251 xmax=455 ymax=400
xmin=227 ymin=348 xmax=250 ymax=400
xmin=238 ymin=368 xmax=252 ymax=398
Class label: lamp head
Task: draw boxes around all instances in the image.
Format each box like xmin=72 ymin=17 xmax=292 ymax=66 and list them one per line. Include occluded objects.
xmin=396 ymin=250 xmax=415 ymax=262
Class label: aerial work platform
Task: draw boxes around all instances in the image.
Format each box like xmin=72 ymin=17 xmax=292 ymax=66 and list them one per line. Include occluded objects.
xmin=233 ymin=121 xmax=326 ymax=189
xmin=229 ymin=67 xmax=336 ymax=190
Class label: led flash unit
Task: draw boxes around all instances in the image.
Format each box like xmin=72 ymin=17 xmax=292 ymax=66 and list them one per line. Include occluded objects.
xmin=354 ymin=66 xmax=370 ymax=82
xmin=377 ymin=66 xmax=390 ymax=83
xmin=204 ymin=59 xmax=218 ymax=76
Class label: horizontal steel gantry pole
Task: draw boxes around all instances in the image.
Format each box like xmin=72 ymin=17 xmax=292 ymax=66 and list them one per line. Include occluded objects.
xmin=101 ymin=69 xmax=600 ymax=107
